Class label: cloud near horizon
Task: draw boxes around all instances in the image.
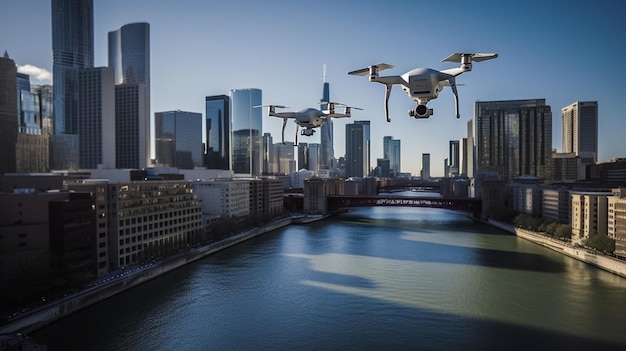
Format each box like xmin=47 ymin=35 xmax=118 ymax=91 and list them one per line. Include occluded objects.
xmin=17 ymin=64 xmax=52 ymax=84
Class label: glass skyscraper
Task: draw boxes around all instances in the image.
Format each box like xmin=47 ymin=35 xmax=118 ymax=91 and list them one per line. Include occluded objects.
xmin=474 ymin=99 xmax=552 ymax=181
xmin=51 ymin=0 xmax=93 ymax=170
xmin=319 ymin=77 xmax=332 ymax=170
xmin=155 ymin=110 xmax=203 ymax=169
xmin=108 ymin=22 xmax=151 ymax=169
xmin=230 ymin=88 xmax=262 ymax=175
xmin=205 ymin=95 xmax=230 ymax=170
xmin=383 ymin=136 xmax=401 ymax=178
xmin=345 ymin=120 xmax=370 ymax=178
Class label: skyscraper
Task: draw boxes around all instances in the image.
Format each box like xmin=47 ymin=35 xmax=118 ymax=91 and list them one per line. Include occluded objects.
xmin=205 ymin=95 xmax=230 ymax=170
xmin=0 ymin=51 xmax=18 ymax=175
xmin=155 ymin=110 xmax=203 ymax=169
xmin=319 ymin=66 xmax=332 ymax=170
xmin=78 ymin=67 xmax=115 ymax=169
xmin=422 ymin=153 xmax=431 ymax=180
xmin=230 ymin=88 xmax=262 ymax=175
xmin=345 ymin=121 xmax=370 ymax=177
xmin=108 ymin=22 xmax=151 ymax=169
xmin=51 ymin=0 xmax=94 ymax=170
xmin=474 ymin=99 xmax=552 ymax=181
xmin=262 ymin=132 xmax=273 ymax=175
xmin=449 ymin=140 xmax=460 ymax=176
xmin=383 ymin=136 xmax=401 ymax=178
xmin=562 ymin=101 xmax=598 ymax=162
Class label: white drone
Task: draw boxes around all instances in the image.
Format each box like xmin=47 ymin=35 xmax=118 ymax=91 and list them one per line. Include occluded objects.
xmin=259 ymin=102 xmax=360 ymax=145
xmin=348 ymin=52 xmax=498 ymax=122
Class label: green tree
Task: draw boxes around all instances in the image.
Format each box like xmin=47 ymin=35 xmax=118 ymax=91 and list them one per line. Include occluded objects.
xmin=554 ymin=224 xmax=572 ymax=239
xmin=584 ymin=234 xmax=615 ymax=253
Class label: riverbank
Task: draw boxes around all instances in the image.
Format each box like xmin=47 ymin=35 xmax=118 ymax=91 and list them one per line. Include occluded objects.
xmin=0 ymin=217 xmax=293 ymax=336
xmin=488 ymin=219 xmax=626 ymax=278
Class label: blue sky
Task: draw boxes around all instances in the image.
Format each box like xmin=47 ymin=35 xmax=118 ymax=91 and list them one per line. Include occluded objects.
xmin=1 ymin=0 xmax=624 ymax=176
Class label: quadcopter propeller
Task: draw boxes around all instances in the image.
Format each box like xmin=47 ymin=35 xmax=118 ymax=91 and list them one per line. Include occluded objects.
xmin=441 ymin=53 xmax=498 ymax=63
xmin=347 ymin=63 xmax=395 ymax=76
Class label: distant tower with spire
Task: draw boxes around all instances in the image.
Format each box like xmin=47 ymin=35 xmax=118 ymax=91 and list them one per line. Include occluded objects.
xmin=319 ymin=64 xmax=333 ymax=170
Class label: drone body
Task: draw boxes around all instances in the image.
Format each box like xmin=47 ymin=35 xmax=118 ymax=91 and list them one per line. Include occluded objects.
xmin=260 ymin=102 xmax=359 ymax=145
xmin=348 ymin=53 xmax=498 ymax=122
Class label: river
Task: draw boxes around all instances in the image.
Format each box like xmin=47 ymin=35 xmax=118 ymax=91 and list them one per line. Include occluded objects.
xmin=31 ymin=205 xmax=626 ymax=350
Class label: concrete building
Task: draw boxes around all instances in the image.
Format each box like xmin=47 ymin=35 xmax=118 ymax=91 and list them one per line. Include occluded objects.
xmin=542 ymin=187 xmax=571 ymax=223
xmin=608 ymin=188 xmax=626 ymax=257
xmin=571 ymin=191 xmax=611 ymax=245
xmin=421 ymin=153 xmax=430 ymax=180
xmin=0 ymin=51 xmax=18 ymax=175
xmin=562 ymin=101 xmax=598 ymax=162
xmin=193 ymin=179 xmax=250 ymax=225
xmin=345 ymin=121 xmax=370 ymax=178
xmin=303 ymin=177 xmax=344 ymax=213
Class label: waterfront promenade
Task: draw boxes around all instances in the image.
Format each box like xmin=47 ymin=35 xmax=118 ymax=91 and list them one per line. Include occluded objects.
xmin=489 ymin=219 xmax=626 ymax=278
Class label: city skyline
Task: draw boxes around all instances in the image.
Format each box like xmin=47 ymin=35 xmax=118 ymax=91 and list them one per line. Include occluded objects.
xmin=1 ymin=0 xmax=625 ymax=176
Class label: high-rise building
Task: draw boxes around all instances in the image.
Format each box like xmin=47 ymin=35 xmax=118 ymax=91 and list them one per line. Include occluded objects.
xmin=230 ymin=88 xmax=262 ymax=175
xmin=0 ymin=51 xmax=18 ymax=175
xmin=273 ymin=142 xmax=296 ymax=175
xmin=562 ymin=101 xmax=598 ymax=162
xmin=78 ymin=67 xmax=115 ymax=169
xmin=319 ymin=67 xmax=332 ymax=170
xmin=108 ymin=23 xmax=151 ymax=169
xmin=449 ymin=140 xmax=460 ymax=177
xmin=205 ymin=95 xmax=230 ymax=170
xmin=345 ymin=121 xmax=370 ymax=177
xmin=422 ymin=153 xmax=431 ymax=180
xmin=262 ymin=133 xmax=273 ymax=175
xmin=155 ymin=110 xmax=203 ymax=169
xmin=383 ymin=136 xmax=401 ymax=178
xmin=51 ymin=0 xmax=93 ymax=170
xmin=298 ymin=143 xmax=309 ymax=171
xmin=474 ymin=99 xmax=552 ymax=182
xmin=52 ymin=0 xmax=94 ymax=136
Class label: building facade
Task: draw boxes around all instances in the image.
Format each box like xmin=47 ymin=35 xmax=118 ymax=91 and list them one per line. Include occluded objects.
xmin=0 ymin=52 xmax=18 ymax=175
xmin=155 ymin=110 xmax=203 ymax=169
xmin=78 ymin=67 xmax=115 ymax=169
xmin=571 ymin=191 xmax=611 ymax=245
xmin=230 ymin=88 xmax=262 ymax=175
xmin=422 ymin=153 xmax=430 ymax=180
xmin=562 ymin=101 xmax=598 ymax=162
xmin=319 ymin=78 xmax=332 ymax=170
xmin=474 ymin=99 xmax=552 ymax=182
xmin=205 ymin=95 xmax=230 ymax=170
xmin=109 ymin=22 xmax=151 ymax=169
xmin=345 ymin=121 xmax=370 ymax=178
xmin=608 ymin=188 xmax=626 ymax=257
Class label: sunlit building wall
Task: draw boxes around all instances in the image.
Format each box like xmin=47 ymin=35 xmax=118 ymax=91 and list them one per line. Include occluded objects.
xmin=562 ymin=101 xmax=598 ymax=162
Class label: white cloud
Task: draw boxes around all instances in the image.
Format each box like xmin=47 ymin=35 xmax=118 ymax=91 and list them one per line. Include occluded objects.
xmin=17 ymin=64 xmax=52 ymax=84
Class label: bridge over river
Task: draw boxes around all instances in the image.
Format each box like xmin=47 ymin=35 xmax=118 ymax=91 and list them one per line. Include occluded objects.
xmin=327 ymin=195 xmax=481 ymax=217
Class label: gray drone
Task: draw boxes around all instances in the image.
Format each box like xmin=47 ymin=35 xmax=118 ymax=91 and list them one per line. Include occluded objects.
xmin=259 ymin=102 xmax=360 ymax=145
xmin=348 ymin=52 xmax=498 ymax=122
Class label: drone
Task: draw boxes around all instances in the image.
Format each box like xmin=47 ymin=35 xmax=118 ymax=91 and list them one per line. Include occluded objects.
xmin=348 ymin=52 xmax=498 ymax=122
xmin=258 ymin=102 xmax=360 ymax=145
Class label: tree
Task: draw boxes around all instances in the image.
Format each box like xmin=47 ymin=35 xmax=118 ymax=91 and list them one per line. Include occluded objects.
xmin=554 ymin=224 xmax=572 ymax=239
xmin=584 ymin=234 xmax=615 ymax=253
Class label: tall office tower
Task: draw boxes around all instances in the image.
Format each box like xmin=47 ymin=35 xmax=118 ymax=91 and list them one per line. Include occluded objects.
xmin=319 ymin=66 xmax=332 ymax=170
xmin=307 ymin=143 xmax=321 ymax=173
xmin=562 ymin=101 xmax=598 ymax=162
xmin=466 ymin=119 xmax=474 ymax=177
xmin=0 ymin=52 xmax=18 ymax=175
xmin=460 ymin=137 xmax=468 ymax=177
xmin=422 ymin=153 xmax=431 ymax=180
xmin=298 ymin=143 xmax=309 ymax=170
xmin=33 ymin=85 xmax=54 ymax=135
xmin=474 ymin=99 xmax=552 ymax=182
xmin=262 ymin=133 xmax=273 ymax=175
xmin=449 ymin=140 xmax=460 ymax=176
xmin=230 ymin=88 xmax=262 ymax=175
xmin=51 ymin=0 xmax=93 ymax=170
xmin=205 ymin=95 xmax=230 ymax=170
xmin=78 ymin=67 xmax=115 ymax=169
xmin=109 ymin=22 xmax=151 ymax=169
xmin=274 ymin=142 xmax=296 ymax=175
xmin=345 ymin=121 xmax=370 ymax=177
xmin=154 ymin=110 xmax=202 ymax=169
xmin=16 ymin=73 xmax=50 ymax=172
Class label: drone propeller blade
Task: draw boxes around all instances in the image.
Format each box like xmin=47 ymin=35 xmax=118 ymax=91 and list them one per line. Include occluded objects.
xmin=348 ymin=63 xmax=395 ymax=76
xmin=442 ymin=53 xmax=498 ymax=63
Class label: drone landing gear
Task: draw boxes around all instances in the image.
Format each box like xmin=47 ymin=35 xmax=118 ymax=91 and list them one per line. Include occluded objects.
xmin=301 ymin=129 xmax=315 ymax=136
xmin=409 ymin=104 xmax=433 ymax=119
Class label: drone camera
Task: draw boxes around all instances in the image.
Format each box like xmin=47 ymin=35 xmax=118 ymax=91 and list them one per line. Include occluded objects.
xmin=409 ymin=105 xmax=433 ymax=119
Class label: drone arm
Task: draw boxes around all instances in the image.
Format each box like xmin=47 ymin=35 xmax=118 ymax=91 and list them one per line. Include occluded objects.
xmin=281 ymin=117 xmax=288 ymax=144
xmin=449 ymin=77 xmax=460 ymax=118
xmin=384 ymin=84 xmax=392 ymax=122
